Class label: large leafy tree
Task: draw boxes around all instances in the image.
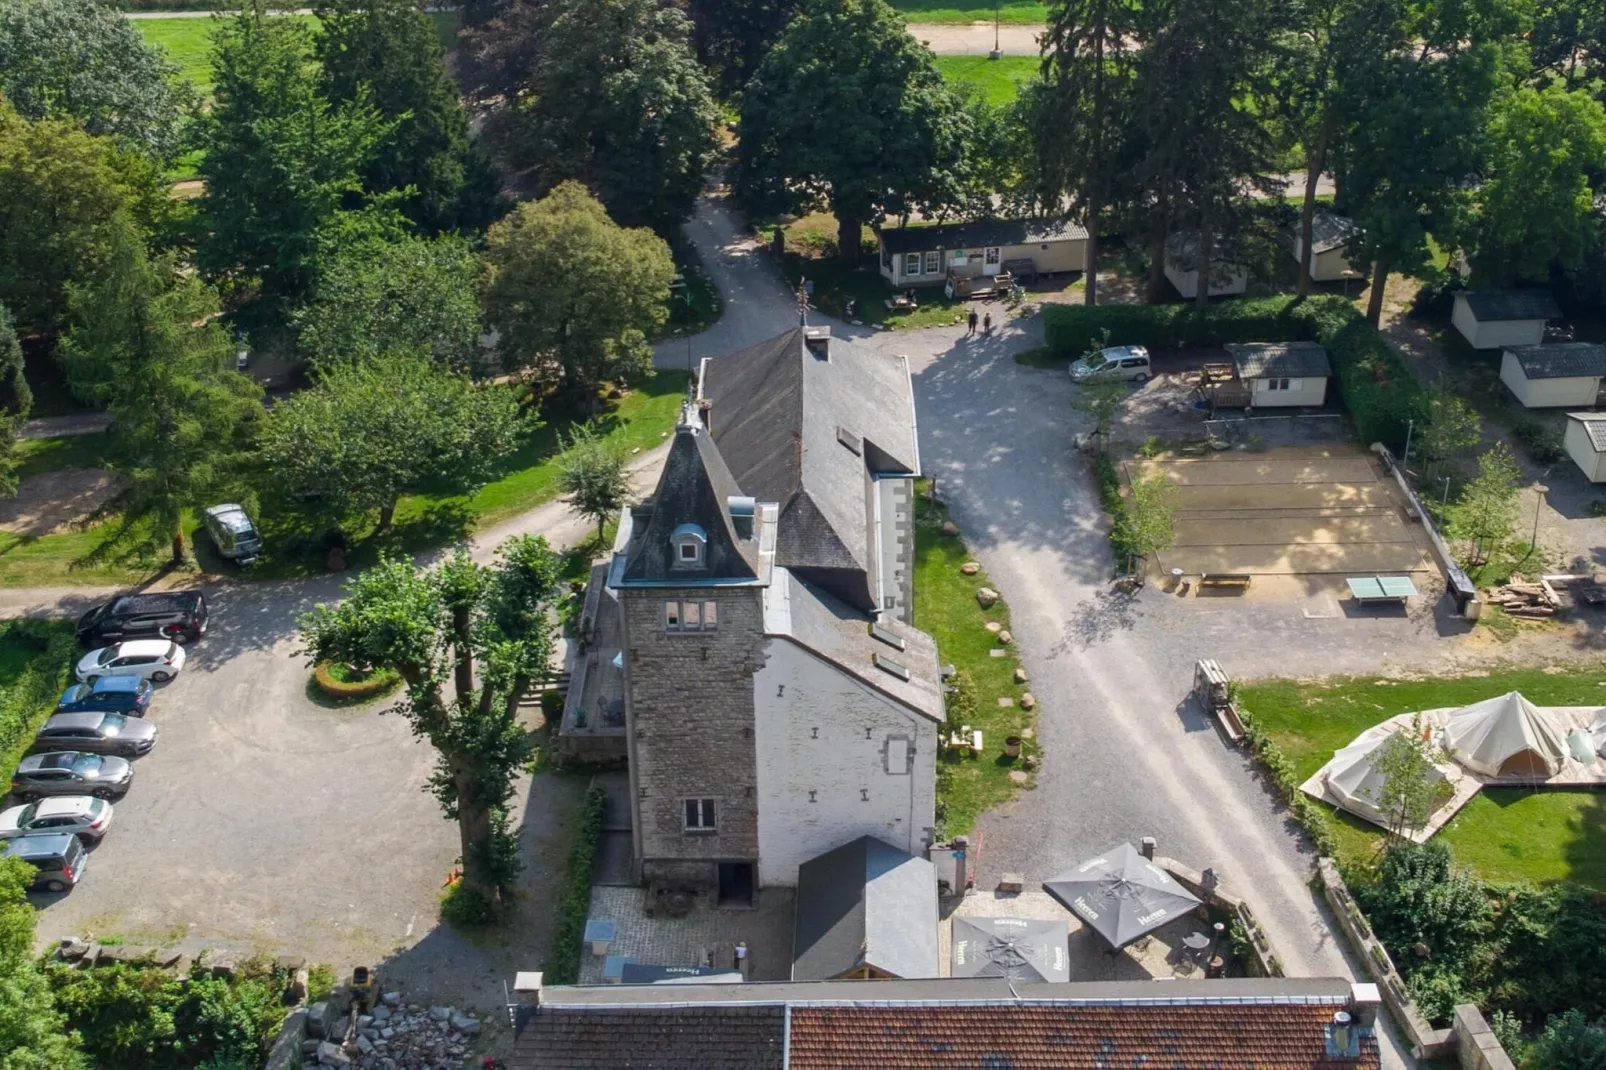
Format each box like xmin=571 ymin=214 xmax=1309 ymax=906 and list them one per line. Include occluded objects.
xmin=1038 ymin=0 xmax=1142 ymax=305
xmin=1333 ymin=0 xmax=1509 ymax=325
xmin=0 ymin=101 xmax=161 ymax=334
xmin=1446 ymin=442 xmax=1523 ymax=564
xmin=735 ymin=0 xmax=969 ymax=262
xmin=299 ymin=537 xmax=562 ymax=912
xmin=315 ymin=0 xmax=505 ymax=234
xmin=466 ymin=0 xmax=718 ymax=230
xmin=684 ymin=0 xmax=806 ymax=94
xmin=194 ymin=9 xmax=391 ymax=311
xmin=0 ymin=855 xmax=86 ymax=1069
xmin=0 ymin=302 xmax=30 ymax=421
xmin=292 ymin=226 xmax=484 ymax=371
xmin=481 ymin=182 xmax=674 ymax=407
xmin=259 ymin=350 xmax=528 ymax=532
xmin=1528 ymin=0 xmax=1606 ymax=90
xmin=1470 ymin=84 xmax=1606 ymax=286
xmin=0 ymin=0 xmax=192 ymax=162
xmin=60 ymin=218 xmax=264 ymax=566
xmin=1525 ymin=1010 xmax=1606 ymax=1070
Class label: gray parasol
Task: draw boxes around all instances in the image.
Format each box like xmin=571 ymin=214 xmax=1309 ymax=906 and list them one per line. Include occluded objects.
xmin=950 ymin=916 xmax=1070 ymax=982
xmin=1042 ymin=843 xmax=1202 ymax=949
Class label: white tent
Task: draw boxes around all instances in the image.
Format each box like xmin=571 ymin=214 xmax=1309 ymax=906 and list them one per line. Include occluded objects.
xmin=1323 ymin=731 xmax=1450 ymax=827
xmin=1441 ymin=692 xmax=1567 ymax=778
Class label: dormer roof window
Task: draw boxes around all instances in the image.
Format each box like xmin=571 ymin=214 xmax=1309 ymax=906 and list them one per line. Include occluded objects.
xmin=670 ymin=523 xmax=707 ymax=567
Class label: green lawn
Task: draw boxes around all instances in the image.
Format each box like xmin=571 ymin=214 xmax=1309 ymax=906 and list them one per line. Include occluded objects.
xmin=894 ymin=0 xmax=1049 ymax=24
xmin=0 ymin=372 xmax=691 ymax=588
xmin=933 ymin=55 xmax=1039 ymax=105
xmin=1237 ymin=666 xmax=1606 ymax=889
xmin=912 ymin=482 xmax=1036 ymax=836
xmin=16 ymin=433 xmax=119 ymax=482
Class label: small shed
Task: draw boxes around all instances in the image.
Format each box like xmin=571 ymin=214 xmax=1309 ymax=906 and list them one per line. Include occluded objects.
xmin=876 ymin=219 xmax=1089 ymax=288
xmin=1564 ymin=412 xmax=1606 ymax=483
xmin=1499 ymin=343 xmax=1606 ymax=408
xmin=1163 ymin=232 xmax=1247 ymax=300
xmin=1451 ymin=291 xmax=1561 ymax=350
xmin=1224 ymin=342 xmax=1331 ymax=408
xmin=791 ymin=834 xmax=938 ymax=981
xmin=1290 ymin=212 xmax=1361 ymax=282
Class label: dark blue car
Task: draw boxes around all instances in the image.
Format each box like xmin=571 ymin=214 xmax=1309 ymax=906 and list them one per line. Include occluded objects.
xmin=55 ymin=677 xmax=153 ymax=717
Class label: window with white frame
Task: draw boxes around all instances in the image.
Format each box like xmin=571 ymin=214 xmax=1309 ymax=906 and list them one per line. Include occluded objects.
xmin=924 ymin=250 xmax=940 ymax=275
xmin=683 ymin=797 xmax=716 ymax=831
xmin=670 ymin=523 xmax=706 ymax=567
xmin=665 ymin=600 xmax=718 ymax=632
xmin=904 ymin=252 xmax=921 ymax=277
xmin=1267 ymin=378 xmax=1291 ymax=391
xmin=985 ymin=247 xmax=1000 ymax=266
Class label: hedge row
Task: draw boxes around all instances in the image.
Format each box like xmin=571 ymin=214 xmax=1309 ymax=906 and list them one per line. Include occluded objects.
xmin=1232 ymin=695 xmax=1340 ymax=860
xmin=1046 ymin=295 xmax=1426 ymax=450
xmin=546 ymin=784 xmax=607 ymax=984
xmin=0 ymin=620 xmax=79 ymax=779
xmin=312 ymin=661 xmax=401 ymax=701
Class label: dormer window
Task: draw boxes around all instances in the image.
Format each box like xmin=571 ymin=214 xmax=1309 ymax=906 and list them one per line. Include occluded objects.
xmin=670 ymin=523 xmax=707 ymax=567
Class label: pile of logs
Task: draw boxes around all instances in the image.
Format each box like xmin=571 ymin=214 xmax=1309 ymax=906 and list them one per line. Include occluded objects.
xmin=1487 ymin=578 xmax=1561 ymax=618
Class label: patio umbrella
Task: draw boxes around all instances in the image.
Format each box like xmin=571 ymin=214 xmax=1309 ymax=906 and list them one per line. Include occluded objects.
xmin=951 ymin=916 xmax=1069 ymax=983
xmin=1042 ymin=843 xmax=1203 ymax=950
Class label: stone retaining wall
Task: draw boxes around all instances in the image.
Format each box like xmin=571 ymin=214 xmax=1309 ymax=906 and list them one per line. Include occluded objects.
xmin=1152 ymin=851 xmax=1281 ymax=978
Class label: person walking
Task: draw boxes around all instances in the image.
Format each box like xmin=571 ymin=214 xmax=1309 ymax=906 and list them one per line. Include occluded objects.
xmin=967 ymin=309 xmax=979 ymax=335
xmin=983 ymin=311 xmax=992 ymax=336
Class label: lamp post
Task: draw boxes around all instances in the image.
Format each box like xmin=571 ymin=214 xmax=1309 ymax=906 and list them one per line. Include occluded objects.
xmin=1528 ymin=481 xmax=1548 ymax=556
xmin=989 ymin=0 xmax=1001 ymax=59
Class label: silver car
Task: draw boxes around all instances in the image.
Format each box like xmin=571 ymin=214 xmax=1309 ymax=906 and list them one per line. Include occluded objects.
xmin=11 ymin=752 xmax=133 ymax=800
xmin=32 ymin=712 xmax=157 ymax=758
xmin=1069 ymin=345 xmax=1152 ymax=383
xmin=0 ymin=796 xmax=114 ymax=844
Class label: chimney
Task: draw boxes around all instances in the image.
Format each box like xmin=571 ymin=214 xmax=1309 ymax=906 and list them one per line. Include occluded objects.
xmin=1140 ymin=837 xmax=1156 ymax=860
xmin=728 ymin=496 xmax=756 ymax=540
xmin=513 ymin=971 xmax=544 ymax=1009
xmin=804 ymin=326 xmax=831 ymax=360
xmin=1347 ymin=982 xmax=1382 ymax=1030
xmin=1327 ymin=1010 xmax=1355 ymax=1057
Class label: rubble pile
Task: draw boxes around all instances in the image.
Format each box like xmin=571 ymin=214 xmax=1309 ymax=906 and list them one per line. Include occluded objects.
xmin=303 ymin=990 xmax=485 ymax=1070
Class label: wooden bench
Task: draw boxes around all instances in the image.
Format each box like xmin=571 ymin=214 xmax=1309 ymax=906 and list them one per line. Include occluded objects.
xmin=1199 ymin=573 xmax=1252 ymax=589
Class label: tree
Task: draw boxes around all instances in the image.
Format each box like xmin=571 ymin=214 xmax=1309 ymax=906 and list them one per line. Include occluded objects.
xmin=1114 ymin=469 xmax=1177 ymax=570
xmin=0 ymin=101 xmax=161 ymax=334
xmin=1354 ymin=840 xmax=1490 ymax=963
xmin=60 ymin=219 xmax=264 ymax=566
xmin=315 ymin=0 xmax=505 ymax=234
xmin=1367 ymin=716 xmax=1451 ymax=839
xmin=735 ymin=0 xmax=969 ymax=262
xmin=556 ymin=423 xmax=632 ymax=543
xmin=299 ymin=536 xmax=563 ymax=911
xmin=1070 ymin=378 xmax=1126 ymax=440
xmin=259 ymin=351 xmax=529 ymax=532
xmin=1525 ymin=1010 xmax=1606 ymax=1070
xmin=0 ymin=302 xmax=29 ymax=418
xmin=1418 ymin=386 xmax=1481 ymax=477
xmin=466 ymin=0 xmax=718 ymax=230
xmin=1446 ymin=441 xmax=1523 ymax=564
xmin=684 ymin=0 xmax=806 ymax=94
xmin=481 ymin=182 xmax=675 ymax=407
xmin=1528 ymin=0 xmax=1606 ymax=91
xmin=0 ymin=0 xmax=193 ymax=162
xmin=1038 ymin=0 xmax=1142 ymax=305
xmin=1471 ymin=85 xmax=1606 ymax=286
xmin=292 ymin=227 xmax=484 ymax=371
xmin=194 ymin=9 xmax=391 ymax=310
xmin=0 ymin=855 xmax=86 ymax=1069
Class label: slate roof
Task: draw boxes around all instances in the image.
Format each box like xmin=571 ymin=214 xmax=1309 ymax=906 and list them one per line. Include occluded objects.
xmin=1227 ymin=341 xmax=1333 ymax=379
xmin=1164 ymin=231 xmax=1243 ymax=271
xmin=792 ymin=835 xmax=940 ymax=981
xmin=618 ymin=416 xmax=762 ymax=586
xmin=511 ymin=1005 xmax=784 ymax=1068
xmin=1567 ymin=413 xmax=1606 ymax=452
xmin=1306 ymin=211 xmax=1359 ymax=254
xmin=1459 ymin=290 xmax=1562 ymax=322
xmin=510 ymin=978 xmax=1381 ymax=1070
xmin=1506 ymin=342 xmax=1606 ymax=380
xmin=763 ymin=567 xmax=944 ymax=721
xmin=876 ymin=218 xmax=1089 ymax=254
xmin=699 ymin=328 xmax=919 ymax=608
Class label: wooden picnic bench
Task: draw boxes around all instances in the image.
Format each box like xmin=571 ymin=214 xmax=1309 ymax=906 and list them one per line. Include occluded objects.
xmin=1199 ymin=573 xmax=1252 ymax=589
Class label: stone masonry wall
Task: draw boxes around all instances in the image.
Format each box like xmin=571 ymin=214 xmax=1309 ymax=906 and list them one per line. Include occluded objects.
xmin=622 ymin=584 xmax=768 ymax=891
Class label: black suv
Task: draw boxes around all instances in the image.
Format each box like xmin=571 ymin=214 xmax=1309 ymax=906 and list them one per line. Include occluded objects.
xmin=76 ymin=591 xmax=207 ymax=647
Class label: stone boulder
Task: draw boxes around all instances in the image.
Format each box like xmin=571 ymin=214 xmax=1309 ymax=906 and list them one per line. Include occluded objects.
xmin=305 ymin=1001 xmax=337 ymax=1040
xmin=975 ymin=587 xmax=999 ymax=608
xmin=940 ymin=521 xmax=960 ymax=537
xmin=960 ymin=562 xmax=980 ymax=575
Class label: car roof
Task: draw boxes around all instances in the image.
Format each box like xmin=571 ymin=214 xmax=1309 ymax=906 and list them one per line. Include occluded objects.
xmin=107 ymin=591 xmax=201 ymax=614
xmin=1099 ymin=345 xmax=1148 ymax=360
xmin=33 ymin=797 xmax=95 ymax=818
xmin=18 ymin=752 xmax=90 ymax=772
xmin=44 ymin=713 xmax=107 ymax=730
xmin=91 ymin=676 xmax=144 ymax=694
xmin=111 ymin=639 xmax=173 ymax=656
xmin=204 ymin=504 xmax=255 ymax=532
xmin=2 ymin=833 xmax=78 ymax=857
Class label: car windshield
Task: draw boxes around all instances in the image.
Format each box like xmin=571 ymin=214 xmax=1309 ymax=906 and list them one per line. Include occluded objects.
xmin=1083 ymin=352 xmax=1110 ymax=370
xmin=14 ymin=804 xmax=36 ymax=825
xmin=71 ymin=755 xmax=103 ymax=776
xmin=95 ymin=648 xmax=117 ymax=665
xmin=100 ymin=714 xmax=126 ymax=735
xmin=60 ymin=686 xmax=86 ymax=703
xmin=89 ymin=799 xmax=106 ymax=817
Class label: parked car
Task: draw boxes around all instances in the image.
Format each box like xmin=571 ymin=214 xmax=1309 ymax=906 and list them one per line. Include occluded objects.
xmin=1069 ymin=345 xmax=1152 ymax=383
xmin=0 ymin=796 xmax=113 ymax=844
xmin=56 ymin=676 xmax=154 ymax=717
xmin=76 ymin=639 xmax=185 ymax=684
xmin=204 ymin=504 xmax=262 ymax=566
xmin=2 ymin=832 xmax=89 ymax=892
xmin=32 ymin=712 xmax=157 ymax=758
xmin=76 ymin=591 xmax=207 ymax=647
xmin=10 ymin=752 xmax=133 ymax=800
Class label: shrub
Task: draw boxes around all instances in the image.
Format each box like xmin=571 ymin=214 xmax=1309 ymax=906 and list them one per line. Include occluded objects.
xmin=546 ymin=784 xmax=607 ymax=984
xmin=1510 ymin=416 xmax=1567 ymax=465
xmin=1231 ymin=696 xmax=1339 ymax=858
xmin=312 ymin=662 xmax=402 ymax=701
xmin=440 ymin=882 xmax=496 ymax=927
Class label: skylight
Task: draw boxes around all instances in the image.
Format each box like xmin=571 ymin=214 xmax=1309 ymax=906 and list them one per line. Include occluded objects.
xmin=869 ymin=624 xmax=906 ymax=651
xmin=837 ymin=427 xmax=862 ymax=455
xmin=873 ymin=654 xmax=910 ymax=681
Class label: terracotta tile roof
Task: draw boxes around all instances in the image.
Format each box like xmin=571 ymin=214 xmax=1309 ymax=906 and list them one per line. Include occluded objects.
xmin=787 ymin=1003 xmax=1381 ymax=1069
xmin=512 ymin=1005 xmax=784 ymax=1069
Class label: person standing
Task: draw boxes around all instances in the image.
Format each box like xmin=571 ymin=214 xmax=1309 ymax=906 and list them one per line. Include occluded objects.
xmin=983 ymin=311 xmax=992 ymax=336
xmin=967 ymin=309 xmax=979 ymax=335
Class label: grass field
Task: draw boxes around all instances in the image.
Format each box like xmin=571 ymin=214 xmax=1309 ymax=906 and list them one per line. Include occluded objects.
xmin=933 ymin=55 xmax=1039 ymax=105
xmin=894 ymin=0 xmax=1049 ymax=23
xmin=912 ymin=482 xmax=1036 ymax=836
xmin=1237 ymin=666 xmax=1606 ymax=889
